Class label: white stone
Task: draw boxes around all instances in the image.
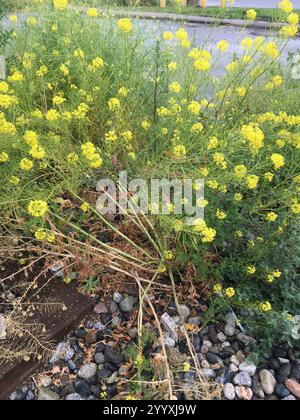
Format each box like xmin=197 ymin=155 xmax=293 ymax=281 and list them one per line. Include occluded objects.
xmin=161 ymin=313 xmax=178 ymax=342
xmin=221 ymin=341 xmax=231 ymax=349
xmin=78 ymin=363 xmax=98 ymax=380
xmin=259 ymin=369 xmax=277 ymax=395
xmin=163 ymin=336 xmax=176 ymax=348
xmin=233 ymin=371 xmax=252 ymax=387
xmin=229 ymin=363 xmax=239 ymax=373
xmin=217 ymin=332 xmax=227 ymax=342
xmin=223 ymin=383 xmax=236 ymax=400
xmin=239 ymin=361 xmax=257 ymax=376
xmin=235 ymin=386 xmax=253 ymax=400
xmin=0 ymin=315 xmax=7 ymax=340
xmin=178 ymin=305 xmax=190 ymax=321
xmin=230 ymin=355 xmax=241 ymax=366
xmin=224 ymin=325 xmax=236 ymax=337
xmin=225 ymin=312 xmax=237 ymax=328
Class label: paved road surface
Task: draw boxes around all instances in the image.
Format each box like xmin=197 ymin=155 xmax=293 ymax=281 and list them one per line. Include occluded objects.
xmin=139 ymin=18 xmax=299 ymax=75
xmin=198 ymin=0 xmax=300 ymax=8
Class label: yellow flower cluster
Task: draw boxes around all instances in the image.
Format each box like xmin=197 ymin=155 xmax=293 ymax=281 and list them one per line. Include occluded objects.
xmin=28 ymin=200 xmax=48 ymax=217
xmin=53 ymin=0 xmax=68 ymax=11
xmin=117 ymin=18 xmax=132 ymax=33
xmin=241 ymin=124 xmax=265 ymax=152
xmin=194 ymin=219 xmax=217 ymax=243
xmin=81 ymin=142 xmax=103 ymax=169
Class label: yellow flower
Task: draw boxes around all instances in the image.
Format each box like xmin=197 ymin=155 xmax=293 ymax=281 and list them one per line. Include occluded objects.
xmin=213 ymin=284 xmax=222 ymax=293
xmin=0 ymin=152 xmax=9 ymax=163
xmin=108 ymin=97 xmax=121 ymax=111
xmin=247 ymin=266 xmax=256 ymax=275
xmin=216 ymin=209 xmax=226 ymax=220
xmin=278 ymin=0 xmax=293 ymax=14
xmin=163 ymin=31 xmax=173 ymax=41
xmin=74 ymin=48 xmax=84 ymax=59
xmin=246 ymin=174 xmax=259 ymax=190
xmin=67 ymin=153 xmax=79 ymax=164
xmin=270 ymin=153 xmax=285 ymax=170
xmin=169 ymin=82 xmax=181 ymax=94
xmin=241 ymin=124 xmax=264 ymax=152
xmin=246 ymin=9 xmax=257 ymax=21
xmin=273 ymin=270 xmax=282 ymax=278
xmin=36 ymin=65 xmax=48 ymax=77
xmin=89 ymin=57 xmax=104 ymax=71
xmin=266 ymin=212 xmax=278 ymax=222
xmin=141 ymin=120 xmax=150 ymax=131
xmin=166 ymin=60 xmax=177 ymax=72
xmin=196 ymin=199 xmax=208 ymax=208
xmin=8 ymin=71 xmax=24 ymax=83
xmin=188 ymin=100 xmax=201 ymax=115
xmin=80 ymin=202 xmax=90 ymax=213
xmin=53 ymin=95 xmax=65 ymax=106
xmin=235 ymin=230 xmax=243 ymax=238
xmin=234 ymin=193 xmax=243 ymax=202
xmin=201 ymin=227 xmax=217 ymax=243
xmin=105 ymin=130 xmax=118 ymax=142
xmin=9 ymin=15 xmax=18 ymax=23
xmin=241 ymin=37 xmax=253 ymax=49
xmin=236 ymin=86 xmax=247 ymax=97
xmin=29 ymin=145 xmax=46 ymax=160
xmin=60 ymin=64 xmax=69 ymax=76
xmin=87 ymin=8 xmax=99 ymax=18
xmin=46 ymin=109 xmax=59 ymax=121
xmin=217 ymin=40 xmax=229 ymax=52
xmin=118 ymin=86 xmax=129 ymax=97
xmin=117 ymin=18 xmax=132 ymax=33
xmin=89 ymin=154 xmax=103 ymax=169
xmin=264 ymin=42 xmax=280 ymax=58
xmin=191 ymin=122 xmax=204 ymax=133
xmin=47 ymin=233 xmax=56 ymax=243
xmin=207 ymin=179 xmax=218 ymax=190
xmin=9 ymin=176 xmax=20 ymax=185
xmin=291 ymin=199 xmax=300 ymax=214
xmin=194 ymin=58 xmax=211 ymax=72
xmin=260 ymin=301 xmax=272 ymax=312
xmin=287 ymin=12 xmax=299 ymax=25
xmin=20 ymin=158 xmax=33 ymax=171
xmin=175 ymin=28 xmax=188 ymax=41
xmin=208 ymin=136 xmax=218 ymax=149
xmin=280 ymin=24 xmax=298 ymax=37
xmin=225 ymin=288 xmax=236 ymax=298
xmin=183 ymin=362 xmax=191 ymax=372
xmin=264 ymin=172 xmax=274 ymax=182
xmin=53 ymin=0 xmax=69 ymax=11
xmin=164 ymin=250 xmax=174 ymax=260
xmin=234 ymin=164 xmax=247 ymax=179
xmin=28 ymin=200 xmax=48 ymax=217
xmin=27 ymin=17 xmax=37 ymax=27
xmin=35 ymin=228 xmax=47 ymax=241
xmin=226 ymin=61 xmax=239 ymax=72
xmin=0 ymin=81 xmax=9 ymax=93
xmin=173 ymin=144 xmax=186 ymax=159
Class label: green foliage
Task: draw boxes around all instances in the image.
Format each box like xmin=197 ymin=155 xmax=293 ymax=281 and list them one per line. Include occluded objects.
xmin=0 ymin=4 xmax=299 ymax=352
xmin=82 ymin=276 xmax=99 ymax=294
